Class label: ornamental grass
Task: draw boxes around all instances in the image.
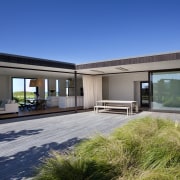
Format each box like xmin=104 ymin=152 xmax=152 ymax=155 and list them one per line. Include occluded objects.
xmin=34 ymin=117 xmax=180 ymax=180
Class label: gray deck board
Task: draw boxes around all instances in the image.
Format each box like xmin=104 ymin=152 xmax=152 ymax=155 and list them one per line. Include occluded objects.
xmin=0 ymin=111 xmax=179 ymax=179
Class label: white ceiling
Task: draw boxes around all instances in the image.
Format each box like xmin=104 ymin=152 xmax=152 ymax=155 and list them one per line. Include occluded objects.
xmin=77 ymin=59 xmax=180 ymax=75
xmin=0 ymin=62 xmax=78 ymax=79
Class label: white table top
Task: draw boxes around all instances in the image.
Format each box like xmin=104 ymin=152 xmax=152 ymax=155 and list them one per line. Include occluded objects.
xmin=96 ymin=100 xmax=136 ymax=103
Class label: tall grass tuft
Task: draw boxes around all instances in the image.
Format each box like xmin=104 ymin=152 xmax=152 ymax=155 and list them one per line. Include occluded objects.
xmin=134 ymin=167 xmax=180 ymax=180
xmin=140 ymin=123 xmax=180 ymax=169
xmin=35 ymin=151 xmax=116 ymax=180
xmin=34 ymin=117 xmax=180 ymax=180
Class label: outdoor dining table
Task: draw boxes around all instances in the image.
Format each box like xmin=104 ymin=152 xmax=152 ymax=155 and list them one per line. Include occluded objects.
xmin=96 ymin=100 xmax=137 ymax=115
xmin=26 ymin=98 xmax=47 ymax=110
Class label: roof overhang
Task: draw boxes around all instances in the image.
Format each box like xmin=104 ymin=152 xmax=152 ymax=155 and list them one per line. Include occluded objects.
xmin=76 ymin=52 xmax=180 ymax=75
xmin=1 ymin=52 xmax=180 ymax=77
xmin=0 ymin=53 xmax=76 ymax=78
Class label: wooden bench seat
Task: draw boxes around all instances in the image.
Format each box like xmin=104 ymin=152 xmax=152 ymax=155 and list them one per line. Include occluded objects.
xmin=105 ymin=106 xmax=129 ymax=116
xmin=94 ymin=105 xmax=106 ymax=112
xmin=94 ymin=105 xmax=129 ymax=116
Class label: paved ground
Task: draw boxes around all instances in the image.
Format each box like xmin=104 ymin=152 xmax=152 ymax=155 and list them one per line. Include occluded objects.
xmin=0 ymin=111 xmax=180 ymax=180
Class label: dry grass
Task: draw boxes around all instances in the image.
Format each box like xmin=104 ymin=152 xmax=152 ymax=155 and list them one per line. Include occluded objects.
xmin=34 ymin=117 xmax=180 ymax=180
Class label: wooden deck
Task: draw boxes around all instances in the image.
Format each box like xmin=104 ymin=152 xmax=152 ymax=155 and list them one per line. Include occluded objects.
xmin=0 ymin=106 xmax=83 ymax=120
xmin=0 ymin=111 xmax=134 ymax=179
xmin=0 ymin=111 xmax=179 ymax=179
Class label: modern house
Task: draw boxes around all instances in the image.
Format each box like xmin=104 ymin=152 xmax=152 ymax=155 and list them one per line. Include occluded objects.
xmin=0 ymin=51 xmax=180 ymax=117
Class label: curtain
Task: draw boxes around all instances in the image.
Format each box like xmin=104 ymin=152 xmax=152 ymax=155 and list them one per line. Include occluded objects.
xmin=83 ymin=75 xmax=102 ymax=109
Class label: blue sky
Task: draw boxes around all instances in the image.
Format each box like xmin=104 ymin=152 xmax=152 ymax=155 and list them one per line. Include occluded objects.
xmin=0 ymin=0 xmax=180 ymax=64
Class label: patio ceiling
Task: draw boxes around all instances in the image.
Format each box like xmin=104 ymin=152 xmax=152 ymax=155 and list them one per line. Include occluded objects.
xmin=76 ymin=52 xmax=180 ymax=75
xmin=0 ymin=62 xmax=76 ymax=78
xmin=0 ymin=53 xmax=77 ymax=79
xmin=1 ymin=52 xmax=180 ymax=77
xmin=76 ymin=59 xmax=180 ymax=75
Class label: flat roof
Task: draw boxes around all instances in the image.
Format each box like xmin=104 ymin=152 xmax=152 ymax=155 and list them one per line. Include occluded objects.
xmin=0 ymin=53 xmax=76 ymax=70
xmin=76 ymin=51 xmax=180 ymax=70
xmin=1 ymin=51 xmax=180 ymax=71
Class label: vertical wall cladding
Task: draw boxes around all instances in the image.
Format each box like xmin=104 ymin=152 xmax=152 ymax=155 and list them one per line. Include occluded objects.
xmin=108 ymin=72 xmax=148 ymax=101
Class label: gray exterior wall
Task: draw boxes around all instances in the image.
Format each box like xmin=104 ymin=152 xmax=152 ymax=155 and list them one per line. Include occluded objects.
xmin=103 ymin=72 xmax=148 ymax=106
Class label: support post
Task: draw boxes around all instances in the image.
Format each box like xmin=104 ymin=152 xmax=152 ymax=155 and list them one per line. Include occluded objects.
xmin=74 ymin=71 xmax=77 ymax=113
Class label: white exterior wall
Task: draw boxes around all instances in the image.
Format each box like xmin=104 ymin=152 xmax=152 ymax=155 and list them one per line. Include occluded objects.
xmin=0 ymin=75 xmax=11 ymax=100
xmin=107 ymin=72 xmax=148 ymax=103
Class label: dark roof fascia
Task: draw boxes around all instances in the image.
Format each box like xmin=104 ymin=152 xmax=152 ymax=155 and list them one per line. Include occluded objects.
xmin=0 ymin=53 xmax=76 ymax=70
xmin=76 ymin=52 xmax=180 ymax=70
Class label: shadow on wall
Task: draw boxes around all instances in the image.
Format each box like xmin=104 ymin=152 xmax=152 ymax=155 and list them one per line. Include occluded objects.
xmin=0 ymin=137 xmax=85 ymax=180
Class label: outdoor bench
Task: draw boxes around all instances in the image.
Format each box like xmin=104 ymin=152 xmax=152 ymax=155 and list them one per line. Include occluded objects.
xmin=94 ymin=105 xmax=129 ymax=116
xmin=94 ymin=105 xmax=106 ymax=112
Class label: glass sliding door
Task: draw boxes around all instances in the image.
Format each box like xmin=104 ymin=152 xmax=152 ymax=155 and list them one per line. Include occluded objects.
xmin=66 ymin=79 xmax=74 ymax=96
xmin=45 ymin=79 xmax=48 ymax=99
xmin=56 ymin=79 xmax=59 ymax=96
xmin=12 ymin=78 xmax=25 ymax=104
xmin=25 ymin=79 xmax=36 ymax=100
xmin=66 ymin=80 xmax=69 ymax=96
xmin=12 ymin=78 xmax=36 ymax=104
xmin=140 ymin=82 xmax=149 ymax=107
xmin=151 ymin=71 xmax=180 ymax=111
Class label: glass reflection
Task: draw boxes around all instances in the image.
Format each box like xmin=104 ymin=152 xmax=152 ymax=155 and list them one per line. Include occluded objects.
xmin=152 ymin=71 xmax=180 ymax=111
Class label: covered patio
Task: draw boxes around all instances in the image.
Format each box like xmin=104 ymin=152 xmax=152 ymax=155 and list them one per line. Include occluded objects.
xmin=1 ymin=51 xmax=180 ymax=119
xmin=77 ymin=52 xmax=180 ymax=113
xmin=0 ymin=53 xmax=84 ymax=119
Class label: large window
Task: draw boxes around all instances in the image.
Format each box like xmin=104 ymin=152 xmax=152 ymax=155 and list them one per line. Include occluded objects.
xmin=45 ymin=79 xmax=48 ymax=99
xmin=65 ymin=79 xmax=74 ymax=96
xmin=140 ymin=82 xmax=149 ymax=107
xmin=12 ymin=78 xmax=36 ymax=104
xmin=66 ymin=80 xmax=69 ymax=96
xmin=26 ymin=79 xmax=36 ymax=99
xmin=151 ymin=71 xmax=180 ymax=111
xmin=56 ymin=79 xmax=59 ymax=96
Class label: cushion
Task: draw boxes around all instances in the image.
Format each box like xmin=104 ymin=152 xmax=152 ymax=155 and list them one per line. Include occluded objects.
xmin=0 ymin=107 xmax=5 ymax=111
xmin=11 ymin=100 xmax=16 ymax=104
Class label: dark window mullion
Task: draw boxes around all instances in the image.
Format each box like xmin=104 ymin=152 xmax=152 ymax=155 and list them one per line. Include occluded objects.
xmin=24 ymin=78 xmax=26 ymax=104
